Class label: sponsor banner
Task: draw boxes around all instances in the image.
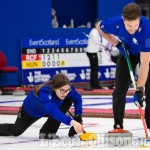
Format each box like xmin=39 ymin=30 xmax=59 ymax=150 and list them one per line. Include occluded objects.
xmin=21 ymin=37 xmax=116 ymax=85
xmin=21 ymin=37 xmax=88 ymax=48
xmin=23 ymin=66 xmax=116 ymax=85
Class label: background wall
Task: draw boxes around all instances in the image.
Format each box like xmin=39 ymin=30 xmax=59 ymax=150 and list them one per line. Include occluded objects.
xmin=52 ymin=0 xmax=97 ymax=28
xmin=97 ymin=0 xmax=135 ymax=20
xmin=0 ymin=0 xmax=52 ymax=86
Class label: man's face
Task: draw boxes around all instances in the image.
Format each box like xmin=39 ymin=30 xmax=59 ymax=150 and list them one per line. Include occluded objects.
xmin=123 ymin=17 xmax=140 ymax=35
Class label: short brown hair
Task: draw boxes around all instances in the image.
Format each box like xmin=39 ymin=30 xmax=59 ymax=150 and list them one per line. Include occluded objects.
xmin=34 ymin=73 xmax=70 ymax=96
xmin=123 ymin=3 xmax=141 ymax=20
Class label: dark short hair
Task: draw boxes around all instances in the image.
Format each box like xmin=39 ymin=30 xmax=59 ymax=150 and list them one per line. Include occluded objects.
xmin=123 ymin=3 xmax=141 ymax=20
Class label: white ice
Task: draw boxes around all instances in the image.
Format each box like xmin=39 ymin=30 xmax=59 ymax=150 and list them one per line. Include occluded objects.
xmin=0 ymin=95 xmax=148 ymax=150
xmin=0 ymin=115 xmax=148 ymax=150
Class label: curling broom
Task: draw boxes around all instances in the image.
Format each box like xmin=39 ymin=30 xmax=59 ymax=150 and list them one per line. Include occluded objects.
xmin=122 ymin=44 xmax=149 ymax=140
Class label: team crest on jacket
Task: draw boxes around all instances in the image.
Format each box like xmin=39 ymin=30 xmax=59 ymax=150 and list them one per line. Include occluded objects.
xmin=132 ymin=38 xmax=138 ymax=45
xmin=100 ymin=25 xmax=104 ymax=29
xmin=138 ymin=27 xmax=142 ymax=32
xmin=48 ymin=94 xmax=52 ymax=99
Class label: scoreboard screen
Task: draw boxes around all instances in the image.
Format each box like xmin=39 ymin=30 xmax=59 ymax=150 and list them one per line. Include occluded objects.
xmin=22 ymin=47 xmax=86 ymax=69
xmin=21 ymin=37 xmax=116 ymax=85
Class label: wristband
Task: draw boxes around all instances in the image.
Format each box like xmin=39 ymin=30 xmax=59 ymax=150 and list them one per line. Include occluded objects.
xmin=116 ymin=42 xmax=122 ymax=48
xmin=136 ymin=86 xmax=144 ymax=92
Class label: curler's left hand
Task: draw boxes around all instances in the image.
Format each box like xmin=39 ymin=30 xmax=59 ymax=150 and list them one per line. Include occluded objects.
xmin=133 ymin=87 xmax=145 ymax=107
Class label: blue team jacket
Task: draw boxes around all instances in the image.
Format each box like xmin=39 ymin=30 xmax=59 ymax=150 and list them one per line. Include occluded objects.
xmin=23 ymin=85 xmax=82 ymax=126
xmin=100 ymin=15 xmax=150 ymax=55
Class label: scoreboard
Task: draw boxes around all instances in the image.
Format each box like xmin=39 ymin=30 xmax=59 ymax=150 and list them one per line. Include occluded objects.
xmin=22 ymin=47 xmax=86 ymax=69
xmin=21 ymin=37 xmax=116 ymax=85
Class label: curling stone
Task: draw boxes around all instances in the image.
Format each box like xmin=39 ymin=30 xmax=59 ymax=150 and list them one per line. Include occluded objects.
xmin=105 ymin=129 xmax=133 ymax=147
xmin=80 ymin=132 xmax=97 ymax=141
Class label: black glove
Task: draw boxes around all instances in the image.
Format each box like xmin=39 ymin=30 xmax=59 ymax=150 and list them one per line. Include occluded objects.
xmin=68 ymin=115 xmax=83 ymax=137
xmin=133 ymin=87 xmax=145 ymax=107
xmin=116 ymin=42 xmax=127 ymax=58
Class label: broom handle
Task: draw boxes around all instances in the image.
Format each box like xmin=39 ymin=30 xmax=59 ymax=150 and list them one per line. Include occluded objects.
xmin=68 ymin=110 xmax=86 ymax=133
xmin=139 ymin=106 xmax=149 ymax=140
xmin=123 ymin=45 xmax=149 ymax=140
xmin=68 ymin=110 xmax=74 ymax=118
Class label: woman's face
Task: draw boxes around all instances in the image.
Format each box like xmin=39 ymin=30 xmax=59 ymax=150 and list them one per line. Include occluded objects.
xmin=54 ymin=84 xmax=71 ymax=100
